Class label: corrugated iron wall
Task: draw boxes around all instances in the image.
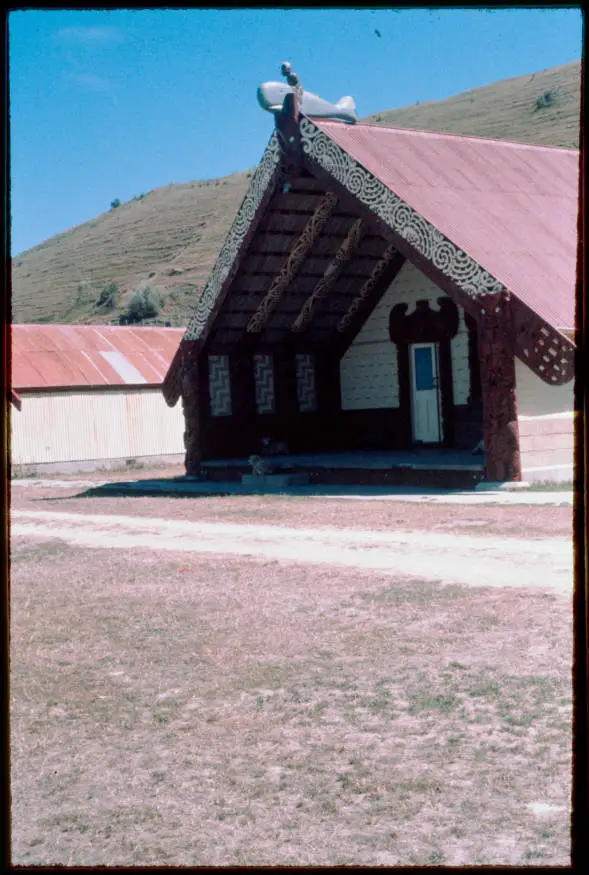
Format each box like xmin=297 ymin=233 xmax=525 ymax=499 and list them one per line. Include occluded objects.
xmin=10 ymin=388 xmax=185 ymax=464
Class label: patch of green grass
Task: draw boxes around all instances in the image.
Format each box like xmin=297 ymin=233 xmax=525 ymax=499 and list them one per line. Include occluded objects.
xmin=468 ymin=682 xmax=501 ymax=698
xmin=408 ymin=692 xmax=459 ymax=715
xmin=523 ymin=848 xmax=546 ymax=859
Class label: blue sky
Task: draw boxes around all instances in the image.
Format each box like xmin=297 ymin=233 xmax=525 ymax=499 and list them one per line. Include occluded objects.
xmin=9 ymin=7 xmax=583 ymax=255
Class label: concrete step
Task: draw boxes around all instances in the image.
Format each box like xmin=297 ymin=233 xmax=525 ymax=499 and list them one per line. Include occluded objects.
xmin=202 ymin=464 xmax=482 ymax=490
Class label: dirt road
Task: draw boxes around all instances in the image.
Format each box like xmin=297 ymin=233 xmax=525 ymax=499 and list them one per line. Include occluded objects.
xmin=11 ymin=508 xmax=573 ymax=597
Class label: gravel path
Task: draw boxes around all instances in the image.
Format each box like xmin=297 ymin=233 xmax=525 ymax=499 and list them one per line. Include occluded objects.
xmin=11 ymin=508 xmax=573 ymax=597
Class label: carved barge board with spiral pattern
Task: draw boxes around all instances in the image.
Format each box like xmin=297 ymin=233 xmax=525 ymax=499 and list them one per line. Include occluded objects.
xmin=298 ymin=116 xmax=575 ymax=387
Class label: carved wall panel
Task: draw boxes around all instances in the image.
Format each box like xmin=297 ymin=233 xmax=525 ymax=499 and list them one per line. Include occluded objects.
xmin=254 ymin=354 xmax=276 ymax=414
xmin=295 ymin=353 xmax=318 ymax=412
xmin=208 ymin=354 xmax=232 ymax=417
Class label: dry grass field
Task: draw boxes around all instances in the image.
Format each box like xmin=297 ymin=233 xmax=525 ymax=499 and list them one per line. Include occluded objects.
xmin=11 ymin=61 xmax=580 ymax=326
xmin=10 ymin=482 xmax=573 ymax=866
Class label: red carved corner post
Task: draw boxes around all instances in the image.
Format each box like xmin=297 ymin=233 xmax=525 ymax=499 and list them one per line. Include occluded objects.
xmin=179 ymin=341 xmax=201 ymax=475
xmin=477 ymin=294 xmax=522 ymax=482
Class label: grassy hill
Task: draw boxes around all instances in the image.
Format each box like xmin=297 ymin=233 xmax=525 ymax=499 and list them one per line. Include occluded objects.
xmin=11 ymin=60 xmax=580 ymax=327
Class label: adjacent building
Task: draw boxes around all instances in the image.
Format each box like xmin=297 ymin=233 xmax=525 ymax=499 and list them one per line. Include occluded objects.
xmin=11 ymin=324 xmax=185 ymax=474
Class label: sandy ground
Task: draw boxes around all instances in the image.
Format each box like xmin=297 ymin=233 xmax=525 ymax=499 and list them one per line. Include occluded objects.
xmin=10 ymin=480 xmax=574 ymax=865
xmin=11 ymin=506 xmax=573 ymax=597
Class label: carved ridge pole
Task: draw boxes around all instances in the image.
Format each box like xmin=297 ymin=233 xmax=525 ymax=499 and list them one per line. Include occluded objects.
xmin=291 ymin=217 xmax=364 ymax=332
xmin=477 ymin=294 xmax=522 ymax=482
xmin=180 ymin=342 xmax=201 ymax=475
xmin=246 ymin=191 xmax=338 ymax=334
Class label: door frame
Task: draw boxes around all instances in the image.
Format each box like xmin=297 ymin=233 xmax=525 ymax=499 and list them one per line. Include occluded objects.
xmin=409 ymin=341 xmax=443 ymax=444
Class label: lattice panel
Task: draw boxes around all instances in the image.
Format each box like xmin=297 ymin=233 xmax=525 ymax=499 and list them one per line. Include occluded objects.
xmin=254 ymin=354 xmax=276 ymax=414
xmin=514 ymin=305 xmax=575 ymax=386
xmin=208 ymin=355 xmax=232 ymax=417
xmin=295 ymin=353 xmax=318 ymax=412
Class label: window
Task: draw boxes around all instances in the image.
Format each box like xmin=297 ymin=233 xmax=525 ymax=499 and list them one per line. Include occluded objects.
xmin=254 ymin=354 xmax=275 ymax=414
xmin=208 ymin=355 xmax=232 ymax=417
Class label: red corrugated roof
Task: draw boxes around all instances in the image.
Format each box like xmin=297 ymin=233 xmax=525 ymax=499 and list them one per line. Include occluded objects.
xmin=11 ymin=325 xmax=184 ymax=390
xmin=313 ymin=121 xmax=579 ymax=330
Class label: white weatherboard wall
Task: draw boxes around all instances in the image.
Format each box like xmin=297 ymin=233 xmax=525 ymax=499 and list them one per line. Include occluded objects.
xmin=11 ymin=388 xmax=185 ymax=471
xmin=516 ymin=358 xmax=575 ymax=482
xmin=340 ymin=261 xmax=470 ymax=410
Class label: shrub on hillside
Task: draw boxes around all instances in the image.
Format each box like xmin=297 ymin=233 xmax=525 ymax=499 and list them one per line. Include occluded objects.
xmin=110 ymin=198 xmax=121 ymax=209
xmin=74 ymin=280 xmax=92 ymax=305
xmin=124 ymin=287 xmax=161 ymax=323
xmin=97 ymin=281 xmax=119 ymax=309
xmin=534 ymin=90 xmax=555 ymax=111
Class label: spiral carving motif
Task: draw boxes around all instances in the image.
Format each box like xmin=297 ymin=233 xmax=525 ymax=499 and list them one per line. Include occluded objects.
xmin=184 ymin=132 xmax=281 ymax=341
xmin=300 ymin=118 xmax=506 ymax=300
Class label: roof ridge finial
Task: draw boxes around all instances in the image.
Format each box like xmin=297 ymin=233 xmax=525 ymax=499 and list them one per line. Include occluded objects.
xmin=280 ymin=61 xmax=303 ymax=101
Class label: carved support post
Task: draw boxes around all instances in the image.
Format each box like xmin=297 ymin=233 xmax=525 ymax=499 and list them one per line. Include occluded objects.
xmin=477 ymin=295 xmax=521 ymax=482
xmin=180 ymin=344 xmax=201 ymax=475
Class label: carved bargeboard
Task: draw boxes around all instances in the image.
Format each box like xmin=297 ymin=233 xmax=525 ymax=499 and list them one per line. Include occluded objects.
xmin=184 ymin=132 xmax=282 ymax=341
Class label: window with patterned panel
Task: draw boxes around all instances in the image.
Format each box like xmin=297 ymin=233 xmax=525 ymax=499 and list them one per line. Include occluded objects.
xmin=253 ymin=354 xmax=275 ymax=415
xmin=208 ymin=355 xmax=232 ymax=417
xmin=296 ymin=353 xmax=317 ymax=412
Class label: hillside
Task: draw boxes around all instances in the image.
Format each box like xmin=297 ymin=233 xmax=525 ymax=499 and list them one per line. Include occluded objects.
xmin=11 ymin=60 xmax=580 ymax=327
xmin=364 ymin=61 xmax=580 ymax=145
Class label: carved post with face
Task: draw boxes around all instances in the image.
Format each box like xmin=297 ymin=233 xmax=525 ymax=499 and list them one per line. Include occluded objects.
xmin=477 ymin=294 xmax=522 ymax=482
xmin=180 ymin=342 xmax=201 ymax=475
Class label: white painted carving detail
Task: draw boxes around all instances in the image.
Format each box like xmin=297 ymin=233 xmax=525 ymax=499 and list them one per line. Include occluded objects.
xmin=295 ymin=353 xmax=317 ymax=412
xmin=254 ymin=354 xmax=275 ymax=414
xmin=208 ymin=355 xmax=232 ymax=416
xmin=185 ymin=133 xmax=281 ymax=341
xmin=300 ymin=118 xmax=505 ymax=299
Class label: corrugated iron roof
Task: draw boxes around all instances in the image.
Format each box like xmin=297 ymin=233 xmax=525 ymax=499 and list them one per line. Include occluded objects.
xmin=11 ymin=325 xmax=184 ymax=390
xmin=312 ymin=120 xmax=579 ymax=330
